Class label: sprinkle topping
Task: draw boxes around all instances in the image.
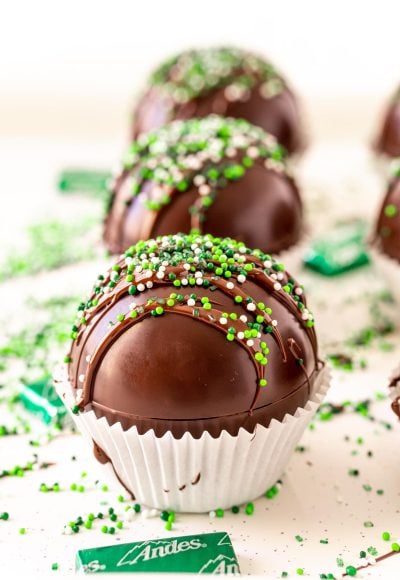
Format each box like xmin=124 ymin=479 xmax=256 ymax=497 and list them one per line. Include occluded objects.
xmin=149 ymin=47 xmax=286 ymax=105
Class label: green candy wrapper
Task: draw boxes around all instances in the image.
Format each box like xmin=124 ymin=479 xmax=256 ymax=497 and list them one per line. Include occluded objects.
xmin=304 ymin=220 xmax=370 ymax=276
xmin=75 ymin=532 xmax=240 ymax=575
xmin=19 ymin=376 xmax=68 ymax=425
xmin=57 ymin=169 xmax=110 ymax=196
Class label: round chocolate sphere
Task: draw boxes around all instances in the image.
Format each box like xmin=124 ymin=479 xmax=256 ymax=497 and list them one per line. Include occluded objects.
xmin=373 ymin=171 xmax=400 ymax=261
xmin=389 ymin=373 xmax=400 ymax=419
xmin=374 ymin=86 xmax=400 ymax=158
xmin=132 ymin=47 xmax=305 ymax=155
xmin=104 ymin=116 xmax=304 ymax=256
xmin=67 ymin=233 xmax=321 ymax=439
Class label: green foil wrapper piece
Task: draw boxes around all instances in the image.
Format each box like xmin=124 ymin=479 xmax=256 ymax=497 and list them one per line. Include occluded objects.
xmin=57 ymin=169 xmax=110 ymax=196
xmin=75 ymin=532 xmax=240 ymax=574
xmin=19 ymin=376 xmax=68 ymax=425
xmin=304 ymin=220 xmax=370 ymax=276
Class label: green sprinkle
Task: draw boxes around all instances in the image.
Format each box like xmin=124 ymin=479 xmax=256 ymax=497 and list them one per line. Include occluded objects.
xmin=295 ymin=535 xmax=303 ymax=542
xmin=101 ymin=525 xmax=108 ymax=534
xmin=133 ymin=503 xmax=141 ymax=513
xmin=0 ymin=512 xmax=9 ymax=520
xmin=259 ymin=379 xmax=267 ymax=387
xmin=165 ymin=521 xmax=172 ymax=531
xmin=116 ymin=521 xmax=123 ymax=529
xmin=101 ymin=485 xmax=108 ymax=492
xmin=234 ymin=295 xmax=243 ymax=303
xmin=382 ymin=531 xmax=391 ymax=541
xmin=51 ymin=563 xmax=59 ymax=571
xmin=384 ymin=204 xmax=398 ymax=218
xmin=215 ymin=508 xmax=224 ymax=517
xmin=245 ymin=502 xmax=254 ymax=515
xmin=392 ymin=542 xmax=400 ymax=552
xmin=19 ymin=527 xmax=26 ymax=535
xmin=296 ymin=568 xmax=304 ymax=576
xmin=231 ymin=506 xmax=239 ymax=514
xmin=345 ymin=565 xmax=357 ymax=577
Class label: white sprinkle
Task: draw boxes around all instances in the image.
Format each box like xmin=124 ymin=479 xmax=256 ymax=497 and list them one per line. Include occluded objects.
xmin=247 ymin=303 xmax=256 ymax=312
xmin=247 ymin=146 xmax=259 ymax=159
xmin=85 ymin=355 xmax=91 ymax=363
xmin=272 ymin=320 xmax=278 ymax=326
xmin=146 ymin=281 xmax=153 ymax=289
xmin=240 ymin=315 xmax=248 ymax=323
xmin=181 ymin=279 xmax=188 ymax=286
xmin=247 ymin=339 xmax=254 ymax=347
xmin=129 ymin=302 xmax=137 ymax=310
xmin=226 ymin=282 xmax=234 ymax=290
xmin=199 ymin=184 xmax=211 ymax=196
xmin=219 ymin=317 xmax=227 ymax=325
xmin=238 ymin=332 xmax=245 ymax=339
xmin=264 ymin=260 xmax=272 ymax=268
xmin=209 ymin=510 xmax=216 ymax=518
xmin=302 ymin=312 xmax=309 ymax=320
xmin=194 ymin=175 xmax=206 ymax=186
xmin=237 ymin=274 xmax=246 ymax=283
xmin=187 ymin=299 xmax=196 ymax=307
xmin=274 ymin=282 xmax=282 ymax=291
xmin=295 ymin=287 xmax=303 ymax=295
xmin=137 ymin=284 xmax=145 ymax=292
xmin=196 ymin=278 xmax=203 ymax=285
xmin=156 ymin=272 xmax=164 ymax=279
xmin=78 ymin=374 xmax=85 ymax=383
xmin=183 ymin=263 xmax=190 ymax=271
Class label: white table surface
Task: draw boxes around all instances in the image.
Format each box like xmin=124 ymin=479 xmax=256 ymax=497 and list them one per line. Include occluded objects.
xmin=0 ymin=136 xmax=399 ymax=579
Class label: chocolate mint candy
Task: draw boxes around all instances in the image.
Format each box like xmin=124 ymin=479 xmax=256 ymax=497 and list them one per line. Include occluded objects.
xmin=58 ymin=169 xmax=110 ymax=197
xmin=75 ymin=532 xmax=240 ymax=574
xmin=304 ymin=220 xmax=370 ymax=276
xmin=19 ymin=376 xmax=68 ymax=425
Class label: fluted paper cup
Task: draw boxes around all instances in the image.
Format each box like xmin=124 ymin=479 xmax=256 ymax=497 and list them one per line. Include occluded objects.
xmin=57 ymin=365 xmax=330 ymax=513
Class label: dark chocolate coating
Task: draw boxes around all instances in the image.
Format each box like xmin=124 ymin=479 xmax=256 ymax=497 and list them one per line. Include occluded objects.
xmin=104 ymin=165 xmax=303 ymax=256
xmin=90 ymin=283 xmax=317 ymax=437
xmin=374 ymin=175 xmax=400 ymax=261
xmin=374 ymin=89 xmax=400 ymax=158
xmin=68 ymin=235 xmax=321 ymax=439
xmin=133 ymin=84 xmax=304 ymax=155
xmin=389 ymin=374 xmax=400 ymax=419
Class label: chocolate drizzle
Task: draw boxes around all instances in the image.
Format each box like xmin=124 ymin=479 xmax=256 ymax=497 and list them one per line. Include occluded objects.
xmin=67 ymin=233 xmax=320 ymax=438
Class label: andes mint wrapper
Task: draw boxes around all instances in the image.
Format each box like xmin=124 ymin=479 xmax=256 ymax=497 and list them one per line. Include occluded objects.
xmin=57 ymin=169 xmax=110 ymax=196
xmin=303 ymin=220 xmax=370 ymax=276
xmin=19 ymin=376 xmax=68 ymax=425
xmin=76 ymin=532 xmax=240 ymax=575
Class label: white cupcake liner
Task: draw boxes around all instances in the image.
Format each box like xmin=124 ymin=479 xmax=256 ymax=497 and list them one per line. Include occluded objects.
xmin=57 ymin=365 xmax=330 ymax=513
xmin=369 ymin=245 xmax=400 ymax=306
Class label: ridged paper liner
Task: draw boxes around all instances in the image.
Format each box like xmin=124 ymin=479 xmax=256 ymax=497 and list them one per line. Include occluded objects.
xmin=57 ymin=365 xmax=330 ymax=513
xmin=369 ymin=245 xmax=400 ymax=306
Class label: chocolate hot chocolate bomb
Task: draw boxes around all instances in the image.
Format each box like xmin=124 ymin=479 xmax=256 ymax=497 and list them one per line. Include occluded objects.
xmin=67 ymin=233 xmax=322 ymax=440
xmin=132 ymin=47 xmax=305 ymax=155
xmin=375 ymin=87 xmax=400 ymax=158
xmin=373 ymin=172 xmax=400 ymax=262
xmin=389 ymin=374 xmax=400 ymax=419
xmin=104 ymin=117 xmax=303 ymax=256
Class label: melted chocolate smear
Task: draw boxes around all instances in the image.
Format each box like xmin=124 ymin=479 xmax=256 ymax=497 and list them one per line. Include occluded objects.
xmin=92 ymin=440 xmax=135 ymax=500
